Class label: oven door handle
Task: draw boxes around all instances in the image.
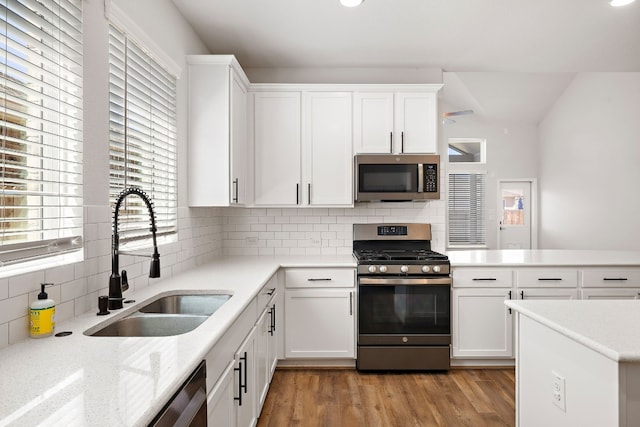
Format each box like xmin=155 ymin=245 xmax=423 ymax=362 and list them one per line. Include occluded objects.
xmin=358 ymin=277 xmax=451 ymax=286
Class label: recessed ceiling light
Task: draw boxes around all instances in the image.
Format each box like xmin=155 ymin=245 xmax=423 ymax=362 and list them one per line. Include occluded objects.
xmin=340 ymin=0 xmax=364 ymax=7
xmin=609 ymin=0 xmax=636 ymax=6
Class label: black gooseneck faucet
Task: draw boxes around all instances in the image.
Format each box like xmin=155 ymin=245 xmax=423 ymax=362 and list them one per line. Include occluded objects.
xmin=108 ymin=187 xmax=161 ymax=310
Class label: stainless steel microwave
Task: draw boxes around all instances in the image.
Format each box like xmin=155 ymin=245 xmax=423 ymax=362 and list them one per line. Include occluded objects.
xmin=355 ymin=154 xmax=440 ymax=202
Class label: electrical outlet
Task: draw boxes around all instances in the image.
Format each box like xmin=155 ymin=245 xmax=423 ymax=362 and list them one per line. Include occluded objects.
xmin=552 ymin=371 xmax=566 ymax=412
xmin=246 ymin=236 xmax=259 ymax=246
xmin=310 ymin=238 xmax=321 ymax=247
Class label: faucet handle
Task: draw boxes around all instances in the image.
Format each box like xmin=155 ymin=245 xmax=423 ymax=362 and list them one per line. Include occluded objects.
xmin=121 ymin=270 xmax=129 ymax=292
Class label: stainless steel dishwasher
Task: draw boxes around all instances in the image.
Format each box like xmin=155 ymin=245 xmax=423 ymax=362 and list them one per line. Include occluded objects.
xmin=150 ymin=360 xmax=207 ymax=426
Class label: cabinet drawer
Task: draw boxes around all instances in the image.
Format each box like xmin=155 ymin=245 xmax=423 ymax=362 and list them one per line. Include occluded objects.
xmin=452 ymin=269 xmax=513 ymax=288
xmin=515 ymin=268 xmax=578 ymax=287
xmin=285 ymin=268 xmax=355 ymax=288
xmin=582 ymin=268 xmax=640 ymax=288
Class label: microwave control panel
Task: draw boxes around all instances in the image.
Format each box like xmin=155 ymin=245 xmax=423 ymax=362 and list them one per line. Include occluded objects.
xmin=423 ymin=164 xmax=438 ymax=192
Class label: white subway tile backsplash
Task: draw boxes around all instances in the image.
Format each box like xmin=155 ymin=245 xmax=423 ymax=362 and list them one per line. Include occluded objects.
xmin=0 ymin=199 xmax=445 ymax=348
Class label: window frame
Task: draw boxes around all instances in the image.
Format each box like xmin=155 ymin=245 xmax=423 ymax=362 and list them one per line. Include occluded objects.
xmin=0 ymin=0 xmax=84 ymax=275
xmin=107 ymin=19 xmax=178 ymax=250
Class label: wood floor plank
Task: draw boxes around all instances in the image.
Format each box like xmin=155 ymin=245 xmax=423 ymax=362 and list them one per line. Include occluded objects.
xmin=257 ymin=368 xmax=515 ymax=427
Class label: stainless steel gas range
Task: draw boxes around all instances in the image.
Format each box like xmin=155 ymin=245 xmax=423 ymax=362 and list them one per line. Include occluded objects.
xmin=353 ymin=223 xmax=451 ymax=371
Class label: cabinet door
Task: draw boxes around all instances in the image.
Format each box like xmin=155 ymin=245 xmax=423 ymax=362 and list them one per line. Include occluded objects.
xmin=452 ymin=288 xmax=513 ymax=358
xmin=517 ymin=288 xmax=579 ymax=300
xmin=207 ymin=360 xmax=236 ymax=427
xmin=394 ymin=92 xmax=438 ymax=154
xmin=353 ymin=92 xmax=394 ymax=154
xmin=304 ymin=92 xmax=353 ymax=206
xmin=235 ymin=327 xmax=257 ymax=427
xmin=267 ymin=301 xmax=278 ymax=377
xmin=230 ymin=69 xmax=248 ymax=205
xmin=187 ymin=63 xmax=231 ymax=206
xmin=285 ymin=288 xmax=355 ymax=358
xmin=253 ymin=92 xmax=301 ymax=206
xmin=255 ymin=308 xmax=270 ymax=414
xmin=581 ymin=289 xmax=640 ymax=300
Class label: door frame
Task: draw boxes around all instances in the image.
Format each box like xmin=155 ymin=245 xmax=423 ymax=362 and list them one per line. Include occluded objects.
xmin=497 ymin=178 xmax=538 ymax=249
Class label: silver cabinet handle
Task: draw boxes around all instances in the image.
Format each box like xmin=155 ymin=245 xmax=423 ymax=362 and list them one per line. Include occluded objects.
xmin=349 ymin=291 xmax=353 ymax=316
xmin=308 ymin=183 xmax=311 ymax=205
xmin=401 ymin=131 xmax=404 ymax=153
xmin=233 ymin=178 xmax=239 ymax=203
xmin=389 ymin=131 xmax=393 ymax=153
xmin=307 ymin=278 xmax=332 ymax=282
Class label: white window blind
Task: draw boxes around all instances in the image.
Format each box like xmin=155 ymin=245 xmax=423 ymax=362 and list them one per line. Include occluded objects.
xmin=0 ymin=0 xmax=83 ymax=265
xmin=448 ymin=173 xmax=486 ymax=246
xmin=108 ymin=24 xmax=177 ymax=245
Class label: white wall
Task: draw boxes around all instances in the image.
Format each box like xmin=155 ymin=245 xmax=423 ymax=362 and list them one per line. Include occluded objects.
xmin=441 ymin=106 xmax=539 ymax=250
xmin=0 ymin=0 xmax=221 ymax=350
xmin=538 ymin=73 xmax=640 ymax=250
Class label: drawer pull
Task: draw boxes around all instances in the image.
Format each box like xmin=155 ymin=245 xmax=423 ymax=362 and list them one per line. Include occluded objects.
xmin=603 ymin=277 xmax=628 ymax=281
xmin=537 ymin=278 xmax=562 ymax=281
xmin=266 ymin=287 xmax=276 ymax=295
xmin=307 ymin=278 xmax=332 ymax=282
xmin=472 ymin=278 xmax=497 ymax=281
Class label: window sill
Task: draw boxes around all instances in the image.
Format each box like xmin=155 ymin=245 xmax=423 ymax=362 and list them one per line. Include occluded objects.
xmin=0 ymin=250 xmax=84 ymax=280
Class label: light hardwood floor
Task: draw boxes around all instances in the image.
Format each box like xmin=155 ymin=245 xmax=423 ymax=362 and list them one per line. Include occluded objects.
xmin=257 ymin=368 xmax=515 ymax=427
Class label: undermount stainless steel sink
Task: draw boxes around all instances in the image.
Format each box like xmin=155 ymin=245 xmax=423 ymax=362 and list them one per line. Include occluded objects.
xmin=89 ymin=314 xmax=209 ymax=337
xmin=86 ymin=292 xmax=232 ymax=337
xmin=139 ymin=293 xmax=231 ymax=315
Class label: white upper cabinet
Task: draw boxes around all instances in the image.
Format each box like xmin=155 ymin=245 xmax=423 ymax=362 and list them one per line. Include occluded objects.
xmin=187 ymin=55 xmax=249 ymax=206
xmin=252 ymin=88 xmax=354 ymax=207
xmin=394 ymin=92 xmax=438 ymax=154
xmin=353 ymin=92 xmax=394 ymax=154
xmin=303 ymin=92 xmax=353 ymax=207
xmin=353 ymin=87 xmax=441 ymax=154
xmin=253 ymin=91 xmax=302 ymax=206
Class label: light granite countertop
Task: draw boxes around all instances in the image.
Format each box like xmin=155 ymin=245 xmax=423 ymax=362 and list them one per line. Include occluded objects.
xmin=0 ymin=255 xmax=355 ymax=427
xmin=506 ymin=299 xmax=640 ymax=363
xmin=448 ymin=249 xmax=640 ymax=267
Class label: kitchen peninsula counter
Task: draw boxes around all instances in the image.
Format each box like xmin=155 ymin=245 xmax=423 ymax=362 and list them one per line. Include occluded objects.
xmin=0 ymin=255 xmax=355 ymax=427
xmin=448 ymin=249 xmax=640 ymax=267
xmin=506 ymin=299 xmax=640 ymax=426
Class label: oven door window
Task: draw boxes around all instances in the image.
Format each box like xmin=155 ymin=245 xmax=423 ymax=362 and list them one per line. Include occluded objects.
xmin=359 ymin=284 xmax=450 ymax=334
xmin=358 ymin=164 xmax=418 ymax=193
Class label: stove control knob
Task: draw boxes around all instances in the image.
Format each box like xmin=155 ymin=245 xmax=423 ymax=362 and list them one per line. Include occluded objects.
xmin=379 ymin=265 xmax=388 ymax=273
xmin=400 ymin=265 xmax=409 ymax=273
xmin=422 ymin=265 xmax=431 ymax=273
xmin=433 ymin=265 xmax=441 ymax=273
xmin=368 ymin=265 xmax=377 ymax=273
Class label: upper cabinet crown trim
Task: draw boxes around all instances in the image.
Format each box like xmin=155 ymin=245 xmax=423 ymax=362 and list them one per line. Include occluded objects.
xmin=187 ymin=54 xmax=250 ymax=88
xmin=249 ymin=83 xmax=443 ymax=93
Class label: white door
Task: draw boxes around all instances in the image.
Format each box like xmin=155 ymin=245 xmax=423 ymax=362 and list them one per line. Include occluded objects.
xmin=498 ymin=180 xmax=534 ymax=249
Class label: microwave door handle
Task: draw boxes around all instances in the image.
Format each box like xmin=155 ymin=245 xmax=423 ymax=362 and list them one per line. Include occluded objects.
xmin=418 ymin=164 xmax=424 ymax=192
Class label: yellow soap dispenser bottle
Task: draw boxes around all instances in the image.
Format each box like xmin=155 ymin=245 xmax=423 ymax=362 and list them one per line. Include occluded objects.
xmin=29 ymin=283 xmax=55 ymax=338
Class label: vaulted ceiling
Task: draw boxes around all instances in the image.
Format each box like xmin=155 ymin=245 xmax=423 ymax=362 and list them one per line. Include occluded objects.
xmin=172 ymin=0 xmax=640 ymax=123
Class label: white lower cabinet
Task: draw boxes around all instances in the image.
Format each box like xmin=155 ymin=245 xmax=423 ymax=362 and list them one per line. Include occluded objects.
xmin=581 ymin=289 xmax=640 ymax=300
xmin=235 ymin=327 xmax=257 ymax=427
xmin=285 ymin=288 xmax=355 ymax=358
xmin=255 ymin=293 xmax=278 ymax=414
xmin=452 ymin=288 xmax=514 ymax=358
xmin=517 ymin=287 xmax=579 ymax=300
xmin=283 ymin=267 xmax=356 ymax=359
xmin=207 ymin=361 xmax=236 ymax=427
xmin=205 ymin=275 xmax=279 ymax=427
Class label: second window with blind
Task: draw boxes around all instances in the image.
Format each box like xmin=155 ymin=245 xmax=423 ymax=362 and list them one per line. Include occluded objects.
xmin=108 ymin=24 xmax=177 ymax=248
